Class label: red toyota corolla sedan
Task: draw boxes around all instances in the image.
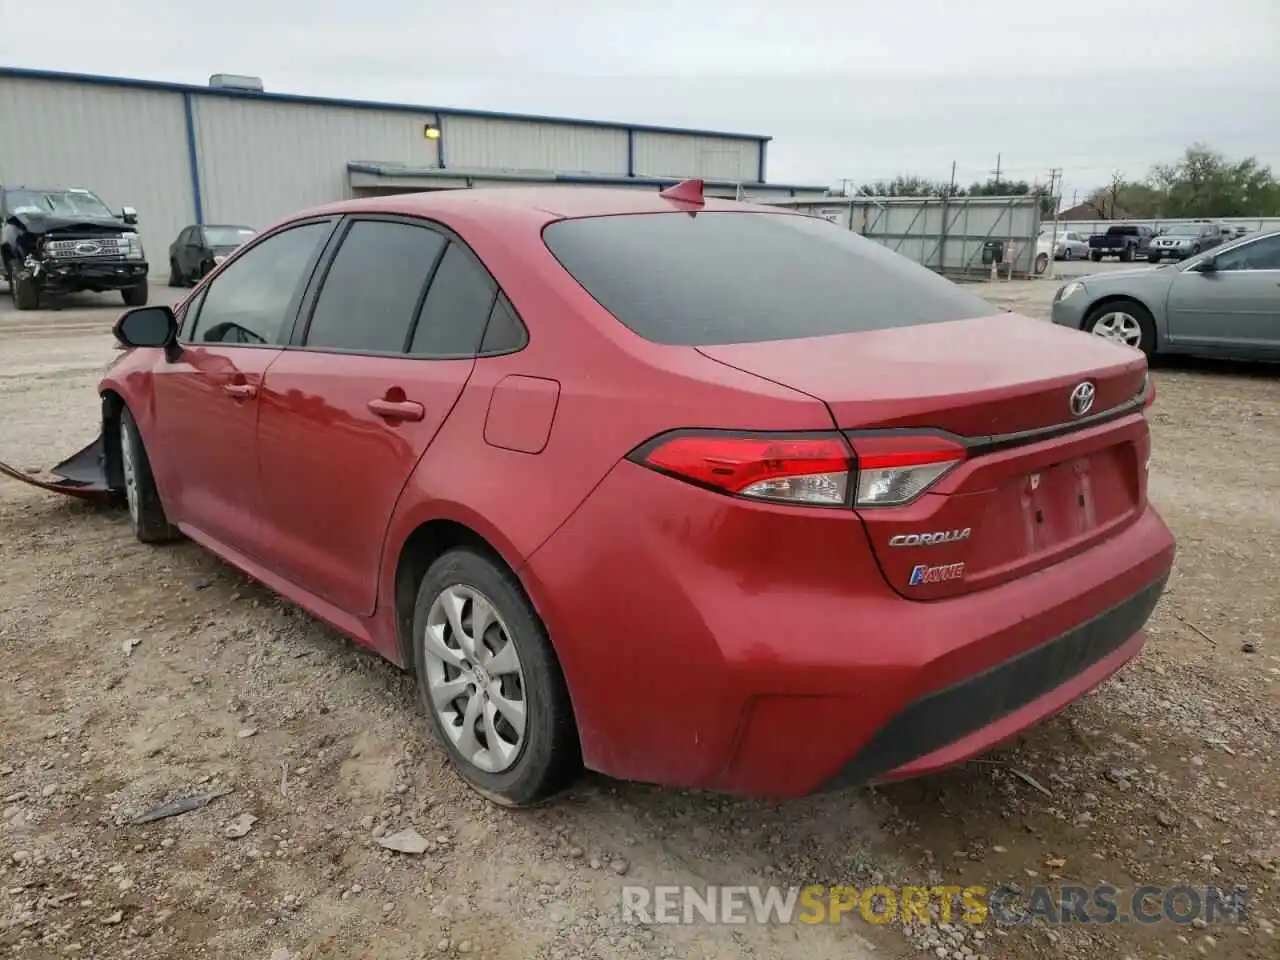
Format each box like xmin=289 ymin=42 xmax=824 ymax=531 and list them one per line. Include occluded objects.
xmin=52 ymin=182 xmax=1176 ymax=805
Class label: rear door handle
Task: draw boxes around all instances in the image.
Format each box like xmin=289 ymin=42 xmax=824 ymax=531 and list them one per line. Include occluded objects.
xmin=368 ymin=398 xmax=425 ymax=422
xmin=223 ymin=383 xmax=257 ymax=399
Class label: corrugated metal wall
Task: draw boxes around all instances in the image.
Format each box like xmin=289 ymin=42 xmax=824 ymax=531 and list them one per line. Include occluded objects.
xmin=632 ymin=132 xmax=759 ymax=181
xmin=439 ymin=115 xmax=627 ymax=175
xmin=0 ymin=77 xmax=193 ymax=274
xmin=0 ymin=73 xmax=775 ymax=282
xmin=774 ymin=197 xmax=1044 ymax=277
xmin=191 ymin=96 xmax=441 ymax=230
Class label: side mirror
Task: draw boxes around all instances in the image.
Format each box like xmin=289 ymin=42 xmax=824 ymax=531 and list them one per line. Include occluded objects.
xmin=115 ymin=306 xmax=177 ymax=348
xmin=121 ymin=206 xmax=138 ymax=225
xmin=1197 ymin=255 xmax=1217 ymax=273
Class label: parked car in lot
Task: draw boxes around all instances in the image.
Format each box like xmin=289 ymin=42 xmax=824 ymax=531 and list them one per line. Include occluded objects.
xmin=1035 ymin=227 xmax=1091 ymax=272
xmin=0 ymin=184 xmax=148 ymax=309
xmin=1 ymin=183 xmax=1175 ymax=806
xmin=1051 ymin=229 xmax=1280 ymax=359
xmin=1087 ymin=224 xmax=1155 ymax=262
xmin=1146 ymin=222 xmax=1227 ymax=263
xmin=168 ymin=223 xmax=256 ymax=286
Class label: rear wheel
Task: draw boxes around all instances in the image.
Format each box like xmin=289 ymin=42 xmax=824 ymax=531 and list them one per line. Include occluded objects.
xmin=118 ymin=407 xmax=180 ymax=543
xmin=1084 ymin=300 xmax=1155 ymax=355
xmin=122 ymin=282 xmax=148 ymax=307
xmin=1034 ymin=253 xmax=1048 ymax=275
xmin=1090 ymin=250 xmax=1103 ymax=262
xmin=1120 ymin=246 xmax=1134 ymax=263
xmin=412 ymin=548 xmax=580 ymax=807
xmin=1062 ymin=248 xmax=1073 ymax=261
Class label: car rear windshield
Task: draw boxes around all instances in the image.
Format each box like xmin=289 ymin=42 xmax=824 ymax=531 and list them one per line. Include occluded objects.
xmin=1105 ymin=226 xmax=1138 ymax=235
xmin=541 ymin=211 xmax=996 ymax=346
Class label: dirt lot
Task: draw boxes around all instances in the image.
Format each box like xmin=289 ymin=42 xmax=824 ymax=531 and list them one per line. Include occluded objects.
xmin=1 ymin=283 xmax=1277 ymax=960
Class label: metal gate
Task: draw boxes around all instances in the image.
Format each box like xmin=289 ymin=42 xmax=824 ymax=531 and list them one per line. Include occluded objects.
xmin=767 ymin=195 xmax=1044 ymax=278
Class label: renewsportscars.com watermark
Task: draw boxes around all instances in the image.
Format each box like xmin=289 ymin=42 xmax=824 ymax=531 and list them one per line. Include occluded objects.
xmin=620 ymin=884 xmax=1249 ymax=927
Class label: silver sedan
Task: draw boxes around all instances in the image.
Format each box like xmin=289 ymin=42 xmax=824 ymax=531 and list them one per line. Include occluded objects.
xmin=1049 ymin=229 xmax=1280 ymax=360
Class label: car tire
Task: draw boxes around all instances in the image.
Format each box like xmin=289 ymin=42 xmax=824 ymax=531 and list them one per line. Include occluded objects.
xmin=11 ymin=270 xmax=39 ymax=310
xmin=1062 ymin=248 xmax=1073 ymax=261
xmin=1084 ymin=300 xmax=1156 ymax=355
xmin=1120 ymin=246 xmax=1134 ymax=263
xmin=1090 ymin=251 xmax=1103 ymax=262
xmin=121 ymin=282 xmax=148 ymax=307
xmin=118 ymin=407 xmax=181 ymax=543
xmin=1191 ymin=244 xmax=1201 ymax=255
xmin=1148 ymin=253 xmax=1161 ymax=264
xmin=412 ymin=547 xmax=580 ymax=807
xmin=167 ymin=259 xmax=183 ymax=287
xmin=1034 ymin=253 xmax=1048 ymax=275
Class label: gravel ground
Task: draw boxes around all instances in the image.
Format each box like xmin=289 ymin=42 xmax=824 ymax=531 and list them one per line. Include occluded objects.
xmin=0 ymin=283 xmax=1276 ymax=960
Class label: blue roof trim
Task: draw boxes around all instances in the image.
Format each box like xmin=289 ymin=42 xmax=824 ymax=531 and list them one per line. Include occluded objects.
xmin=346 ymin=162 xmax=827 ymax=192
xmin=0 ymin=66 xmax=773 ymax=144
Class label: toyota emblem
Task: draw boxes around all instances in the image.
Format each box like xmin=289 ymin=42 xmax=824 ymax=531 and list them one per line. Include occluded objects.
xmin=1069 ymin=381 xmax=1095 ymax=417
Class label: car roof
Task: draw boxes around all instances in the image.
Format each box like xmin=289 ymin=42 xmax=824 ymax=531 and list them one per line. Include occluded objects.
xmin=296 ymin=186 xmax=787 ymax=226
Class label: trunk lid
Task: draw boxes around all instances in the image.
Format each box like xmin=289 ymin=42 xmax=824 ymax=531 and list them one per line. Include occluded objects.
xmin=697 ymin=313 xmax=1151 ymax=599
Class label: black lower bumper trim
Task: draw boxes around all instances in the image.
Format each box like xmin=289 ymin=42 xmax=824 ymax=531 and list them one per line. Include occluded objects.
xmin=821 ymin=573 xmax=1169 ymax=791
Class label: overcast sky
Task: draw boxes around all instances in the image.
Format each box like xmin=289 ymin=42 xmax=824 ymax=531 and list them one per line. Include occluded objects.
xmin=2 ymin=0 xmax=1277 ymax=204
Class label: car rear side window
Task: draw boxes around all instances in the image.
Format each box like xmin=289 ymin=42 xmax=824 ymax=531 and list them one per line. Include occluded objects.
xmin=409 ymin=242 xmax=497 ymax=357
xmin=541 ymin=212 xmax=995 ymax=346
xmin=479 ymin=292 xmax=528 ymax=354
xmin=190 ymin=221 xmax=329 ymax=346
xmin=305 ymin=220 xmax=447 ymax=353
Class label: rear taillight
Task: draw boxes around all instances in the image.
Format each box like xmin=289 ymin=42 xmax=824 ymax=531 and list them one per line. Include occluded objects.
xmin=631 ymin=432 xmax=852 ymax=506
xmin=845 ymin=433 xmax=967 ymax=507
xmin=630 ymin=430 xmax=967 ymax=508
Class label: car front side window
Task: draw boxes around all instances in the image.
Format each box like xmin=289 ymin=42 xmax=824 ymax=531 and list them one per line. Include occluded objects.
xmin=187 ymin=221 xmax=331 ymax=346
xmin=1213 ymin=236 xmax=1280 ymax=272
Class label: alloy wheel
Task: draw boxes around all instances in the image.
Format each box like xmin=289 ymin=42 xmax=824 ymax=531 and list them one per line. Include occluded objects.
xmin=120 ymin=419 xmax=140 ymax=526
xmin=1091 ymin=311 xmax=1143 ymax=348
xmin=422 ymin=584 xmax=527 ymax=774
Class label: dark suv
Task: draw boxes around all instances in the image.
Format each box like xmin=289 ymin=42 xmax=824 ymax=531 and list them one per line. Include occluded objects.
xmin=0 ymin=185 xmax=149 ymax=310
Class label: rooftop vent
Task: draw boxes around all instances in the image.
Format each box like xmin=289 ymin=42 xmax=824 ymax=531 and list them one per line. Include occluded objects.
xmin=208 ymin=74 xmax=264 ymax=92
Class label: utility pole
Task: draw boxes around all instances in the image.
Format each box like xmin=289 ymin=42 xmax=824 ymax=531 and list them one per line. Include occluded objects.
xmin=991 ymin=153 xmax=1002 ymax=192
xmin=948 ymin=160 xmax=957 ymax=197
xmin=1046 ymin=168 xmax=1062 ymax=281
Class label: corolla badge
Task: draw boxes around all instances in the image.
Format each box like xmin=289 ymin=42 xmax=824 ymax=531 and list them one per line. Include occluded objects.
xmin=1069 ymin=381 xmax=1095 ymax=417
xmin=888 ymin=528 xmax=971 ymax=547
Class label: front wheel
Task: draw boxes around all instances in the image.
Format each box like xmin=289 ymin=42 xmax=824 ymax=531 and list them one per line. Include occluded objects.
xmin=1120 ymin=246 xmax=1134 ymax=263
xmin=122 ymin=282 xmax=148 ymax=307
xmin=412 ymin=548 xmax=580 ymax=806
xmin=167 ymin=259 xmax=183 ymax=287
xmin=1034 ymin=253 xmax=1049 ymax=275
xmin=1062 ymin=248 xmax=1073 ymax=261
xmin=118 ymin=407 xmax=180 ymax=543
xmin=1090 ymin=251 xmax=1103 ymax=262
xmin=1084 ymin=301 xmax=1155 ymax=355
xmin=1148 ymin=253 xmax=1161 ymax=264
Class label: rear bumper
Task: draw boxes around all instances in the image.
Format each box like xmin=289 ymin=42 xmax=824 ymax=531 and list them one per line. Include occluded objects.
xmin=524 ymin=461 xmax=1176 ymax=798
xmin=820 ymin=573 xmax=1164 ymax=789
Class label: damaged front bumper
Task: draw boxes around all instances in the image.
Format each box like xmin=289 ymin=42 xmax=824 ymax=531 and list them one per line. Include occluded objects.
xmin=0 ymin=433 xmax=112 ymax=501
xmin=22 ymin=256 xmax=149 ymax=293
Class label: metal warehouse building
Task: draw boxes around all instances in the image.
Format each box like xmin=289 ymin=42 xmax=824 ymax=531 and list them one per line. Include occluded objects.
xmin=0 ymin=67 xmax=828 ymax=275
